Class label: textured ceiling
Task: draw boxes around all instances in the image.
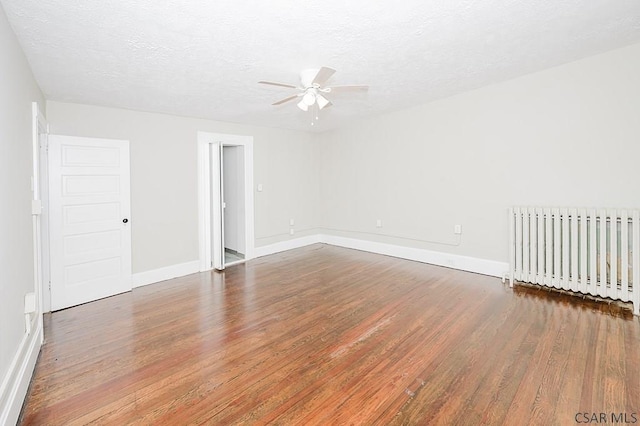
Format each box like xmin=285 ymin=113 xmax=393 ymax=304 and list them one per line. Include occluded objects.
xmin=3 ymin=0 xmax=640 ymax=132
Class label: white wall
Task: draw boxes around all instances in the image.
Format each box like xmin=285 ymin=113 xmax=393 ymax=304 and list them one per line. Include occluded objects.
xmin=0 ymin=3 xmax=45 ymax=423
xmin=320 ymin=42 xmax=640 ymax=264
xmin=46 ymin=101 xmax=321 ymax=273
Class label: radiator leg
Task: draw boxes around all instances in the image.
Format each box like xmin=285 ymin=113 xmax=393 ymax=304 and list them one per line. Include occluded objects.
xmin=505 ymin=271 xmax=513 ymax=287
xmin=502 ymin=272 xmax=513 ymax=288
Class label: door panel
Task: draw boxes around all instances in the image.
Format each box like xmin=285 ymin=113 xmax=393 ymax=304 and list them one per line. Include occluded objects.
xmin=63 ymin=175 xmax=120 ymax=194
xmin=49 ymin=135 xmax=131 ymax=310
xmin=64 ymin=202 xmax=120 ymax=226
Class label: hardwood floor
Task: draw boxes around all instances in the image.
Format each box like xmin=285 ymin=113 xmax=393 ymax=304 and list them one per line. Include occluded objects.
xmin=20 ymin=244 xmax=640 ymax=425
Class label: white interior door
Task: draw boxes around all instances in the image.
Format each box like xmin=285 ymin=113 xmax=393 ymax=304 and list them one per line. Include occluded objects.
xmin=211 ymin=142 xmax=225 ymax=270
xmin=49 ymin=135 xmax=132 ymax=311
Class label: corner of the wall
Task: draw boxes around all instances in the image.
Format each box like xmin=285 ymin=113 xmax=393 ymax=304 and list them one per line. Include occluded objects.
xmin=254 ymin=234 xmax=323 ymax=258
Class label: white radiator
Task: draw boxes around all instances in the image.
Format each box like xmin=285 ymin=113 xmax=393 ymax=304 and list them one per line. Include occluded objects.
xmin=509 ymin=207 xmax=640 ymax=316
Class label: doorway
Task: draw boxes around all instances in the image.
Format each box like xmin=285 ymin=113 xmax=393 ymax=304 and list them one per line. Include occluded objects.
xmin=197 ymin=132 xmax=254 ymax=272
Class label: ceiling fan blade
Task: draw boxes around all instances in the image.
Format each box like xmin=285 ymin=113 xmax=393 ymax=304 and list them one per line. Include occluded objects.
xmin=327 ymin=85 xmax=369 ymax=92
xmin=259 ymin=80 xmax=298 ymax=89
xmin=311 ymin=67 xmax=336 ymax=86
xmin=272 ymin=95 xmax=299 ymax=105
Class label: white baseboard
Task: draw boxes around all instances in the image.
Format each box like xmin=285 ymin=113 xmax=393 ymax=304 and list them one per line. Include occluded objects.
xmin=132 ymin=261 xmax=200 ymax=288
xmin=0 ymin=321 xmax=42 ymax=426
xmin=132 ymin=236 xmax=323 ymax=289
xmin=254 ymin=234 xmax=322 ymax=258
xmin=253 ymin=233 xmax=507 ymax=278
xmin=319 ymin=234 xmax=509 ymax=278
xmin=132 ymin=234 xmax=506 ymax=289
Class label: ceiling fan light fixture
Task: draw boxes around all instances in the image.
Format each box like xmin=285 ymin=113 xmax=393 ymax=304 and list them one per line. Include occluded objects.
xmin=302 ymin=91 xmax=316 ymax=106
xmin=297 ymin=100 xmax=309 ymax=111
xmin=316 ymin=94 xmax=330 ymax=110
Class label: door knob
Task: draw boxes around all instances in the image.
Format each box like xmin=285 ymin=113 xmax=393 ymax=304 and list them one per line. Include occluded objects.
xmin=123 ymin=218 xmax=129 ymax=223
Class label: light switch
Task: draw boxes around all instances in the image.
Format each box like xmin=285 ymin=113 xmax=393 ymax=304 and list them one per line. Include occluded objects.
xmin=376 ymin=219 xmax=382 ymax=228
xmin=454 ymin=225 xmax=462 ymax=235
xmin=289 ymin=219 xmax=295 ymax=226
xmin=257 ymin=184 xmax=263 ymax=192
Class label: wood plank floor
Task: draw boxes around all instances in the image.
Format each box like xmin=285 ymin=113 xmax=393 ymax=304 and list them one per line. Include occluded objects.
xmin=20 ymin=244 xmax=640 ymax=425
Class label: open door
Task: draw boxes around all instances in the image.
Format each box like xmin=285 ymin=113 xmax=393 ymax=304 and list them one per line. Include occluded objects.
xmin=210 ymin=142 xmax=225 ymax=270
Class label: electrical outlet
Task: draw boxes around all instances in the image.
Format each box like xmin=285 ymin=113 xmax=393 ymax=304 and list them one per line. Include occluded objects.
xmin=290 ymin=228 xmax=295 ymax=236
xmin=376 ymin=219 xmax=382 ymax=228
xmin=257 ymin=183 xmax=263 ymax=192
xmin=454 ymin=224 xmax=462 ymax=235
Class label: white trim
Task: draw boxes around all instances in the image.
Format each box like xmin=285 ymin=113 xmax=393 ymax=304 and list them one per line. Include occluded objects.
xmin=4 ymin=103 xmax=48 ymax=426
xmin=319 ymin=234 xmax=508 ymax=278
xmin=198 ymin=132 xmax=254 ymax=272
xmin=211 ymin=144 xmax=224 ymax=270
xmin=31 ymin=102 xmax=48 ymax=321
xmin=254 ymin=235 xmax=323 ymax=258
xmin=254 ymin=233 xmax=508 ymax=277
xmin=142 ymin=233 xmax=507 ymax=288
xmin=133 ymin=230 xmax=508 ymax=290
xmin=0 ymin=321 xmax=42 ymax=426
xmin=132 ymin=261 xmax=200 ymax=288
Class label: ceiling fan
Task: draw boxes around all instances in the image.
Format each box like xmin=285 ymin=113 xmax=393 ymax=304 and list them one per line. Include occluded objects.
xmin=259 ymin=67 xmax=368 ymax=124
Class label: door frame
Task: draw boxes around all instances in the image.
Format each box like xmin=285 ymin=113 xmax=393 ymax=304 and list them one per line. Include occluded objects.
xmin=197 ymin=132 xmax=254 ymax=271
xmin=210 ymin=143 xmax=224 ymax=270
xmin=31 ymin=102 xmax=48 ymax=327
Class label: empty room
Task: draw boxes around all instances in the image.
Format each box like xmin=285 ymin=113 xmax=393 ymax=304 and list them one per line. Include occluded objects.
xmin=1 ymin=1 xmax=640 ymax=425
